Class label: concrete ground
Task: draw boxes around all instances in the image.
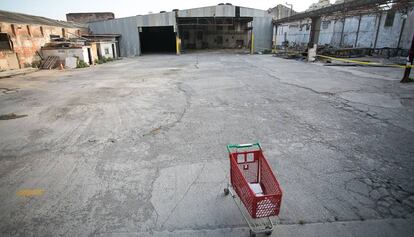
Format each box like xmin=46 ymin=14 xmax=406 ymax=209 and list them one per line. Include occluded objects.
xmin=0 ymin=68 xmax=38 ymax=79
xmin=1 ymin=52 xmax=414 ymax=237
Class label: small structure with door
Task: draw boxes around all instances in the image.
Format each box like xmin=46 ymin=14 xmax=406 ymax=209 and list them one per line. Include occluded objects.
xmin=82 ymin=34 xmax=120 ymax=62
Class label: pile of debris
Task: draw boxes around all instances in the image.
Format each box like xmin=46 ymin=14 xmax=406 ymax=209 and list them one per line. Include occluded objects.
xmin=273 ymin=44 xmax=308 ymax=60
xmin=39 ymin=38 xmax=89 ymax=69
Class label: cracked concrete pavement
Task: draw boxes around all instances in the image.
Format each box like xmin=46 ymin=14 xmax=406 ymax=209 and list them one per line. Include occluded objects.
xmin=0 ymin=52 xmax=414 ymax=236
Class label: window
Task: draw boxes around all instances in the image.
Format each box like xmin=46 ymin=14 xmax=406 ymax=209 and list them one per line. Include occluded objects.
xmin=228 ymin=25 xmax=235 ymax=31
xmin=0 ymin=33 xmax=12 ymax=51
xmin=61 ymin=28 xmax=66 ymax=38
xmin=105 ymin=48 xmax=109 ymax=54
xmin=40 ymin=26 xmax=44 ymax=36
xmin=384 ymin=11 xmax=395 ymax=27
xmin=216 ymin=25 xmax=223 ymax=31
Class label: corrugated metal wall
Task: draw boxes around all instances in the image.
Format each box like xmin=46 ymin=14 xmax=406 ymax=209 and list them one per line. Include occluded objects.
xmin=137 ymin=12 xmax=175 ymax=26
xmin=90 ymin=5 xmax=274 ymax=56
xmin=89 ymin=16 xmax=140 ymax=57
xmin=252 ymin=17 xmax=273 ymax=52
xmin=178 ymin=5 xmax=235 ymax=17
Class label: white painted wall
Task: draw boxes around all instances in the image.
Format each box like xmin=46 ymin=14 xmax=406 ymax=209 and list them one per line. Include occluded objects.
xmin=274 ymin=9 xmax=414 ymax=50
xmin=99 ymin=42 xmax=116 ymax=58
xmin=42 ymin=47 xmax=91 ymax=64
xmin=274 ymin=22 xmax=310 ymax=47
xmin=82 ymin=47 xmax=90 ymax=64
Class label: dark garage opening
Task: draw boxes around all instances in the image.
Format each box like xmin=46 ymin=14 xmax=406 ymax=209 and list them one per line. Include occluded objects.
xmin=139 ymin=26 xmax=176 ymax=54
xmin=177 ymin=17 xmax=252 ymax=52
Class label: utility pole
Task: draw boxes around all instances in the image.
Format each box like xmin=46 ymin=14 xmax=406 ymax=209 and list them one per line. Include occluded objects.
xmin=401 ymin=33 xmax=414 ymax=83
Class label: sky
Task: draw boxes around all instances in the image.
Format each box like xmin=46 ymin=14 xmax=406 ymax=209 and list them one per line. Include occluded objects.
xmin=0 ymin=0 xmax=317 ymax=20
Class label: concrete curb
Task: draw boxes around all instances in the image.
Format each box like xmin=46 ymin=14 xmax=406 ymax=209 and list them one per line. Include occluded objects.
xmin=0 ymin=68 xmax=39 ymax=79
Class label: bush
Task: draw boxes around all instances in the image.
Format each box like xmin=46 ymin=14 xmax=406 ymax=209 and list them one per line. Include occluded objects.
xmin=77 ymin=60 xmax=89 ymax=68
xmin=95 ymin=56 xmax=115 ymax=65
xmin=262 ymin=49 xmax=272 ymax=54
xmin=31 ymin=61 xmax=41 ymax=68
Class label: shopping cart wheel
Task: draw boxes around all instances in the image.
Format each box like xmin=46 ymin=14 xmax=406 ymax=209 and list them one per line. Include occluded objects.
xmin=224 ymin=188 xmax=230 ymax=196
xmin=265 ymin=226 xmax=272 ymax=235
xmin=249 ymin=230 xmax=256 ymax=237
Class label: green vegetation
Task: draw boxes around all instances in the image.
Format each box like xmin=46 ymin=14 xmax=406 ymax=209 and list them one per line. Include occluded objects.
xmin=262 ymin=49 xmax=272 ymax=54
xmin=31 ymin=61 xmax=41 ymax=68
xmin=94 ymin=57 xmax=115 ymax=65
xmin=76 ymin=60 xmax=89 ymax=68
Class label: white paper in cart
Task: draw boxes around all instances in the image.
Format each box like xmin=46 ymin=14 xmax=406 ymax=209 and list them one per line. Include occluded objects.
xmin=249 ymin=183 xmax=264 ymax=196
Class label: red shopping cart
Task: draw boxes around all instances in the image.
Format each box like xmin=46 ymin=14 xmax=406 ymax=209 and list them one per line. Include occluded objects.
xmin=224 ymin=143 xmax=282 ymax=237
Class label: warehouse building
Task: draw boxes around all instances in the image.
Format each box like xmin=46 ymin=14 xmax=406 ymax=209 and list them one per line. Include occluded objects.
xmin=88 ymin=4 xmax=273 ymax=56
xmin=273 ymin=0 xmax=414 ymax=56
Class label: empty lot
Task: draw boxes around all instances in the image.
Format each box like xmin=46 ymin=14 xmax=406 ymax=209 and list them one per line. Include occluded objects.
xmin=1 ymin=53 xmax=414 ymax=236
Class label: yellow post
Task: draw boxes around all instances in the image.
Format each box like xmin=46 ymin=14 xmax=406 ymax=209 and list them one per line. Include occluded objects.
xmin=176 ymin=36 xmax=181 ymax=55
xmin=250 ymin=33 xmax=255 ymax=55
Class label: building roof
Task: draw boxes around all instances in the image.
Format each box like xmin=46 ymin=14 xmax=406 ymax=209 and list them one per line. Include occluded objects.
xmin=0 ymin=10 xmax=87 ymax=28
xmin=90 ymin=4 xmax=270 ymax=25
xmin=273 ymin=0 xmax=413 ymax=24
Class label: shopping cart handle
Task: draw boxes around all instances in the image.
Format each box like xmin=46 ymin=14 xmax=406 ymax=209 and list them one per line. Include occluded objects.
xmin=227 ymin=143 xmax=261 ymax=153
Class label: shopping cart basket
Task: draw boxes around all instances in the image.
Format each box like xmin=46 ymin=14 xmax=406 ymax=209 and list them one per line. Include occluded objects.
xmin=224 ymin=143 xmax=282 ymax=237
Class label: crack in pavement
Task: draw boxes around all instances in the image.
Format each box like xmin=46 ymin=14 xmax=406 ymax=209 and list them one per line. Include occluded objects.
xmin=245 ymin=58 xmax=412 ymax=132
xmin=142 ymin=82 xmax=192 ymax=137
xmin=159 ymin=163 xmax=206 ymax=228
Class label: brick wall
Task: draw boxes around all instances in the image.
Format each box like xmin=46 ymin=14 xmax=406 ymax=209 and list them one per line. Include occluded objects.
xmin=0 ymin=22 xmax=88 ymax=69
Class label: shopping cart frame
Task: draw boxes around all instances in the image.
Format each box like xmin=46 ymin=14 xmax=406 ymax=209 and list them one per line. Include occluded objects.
xmin=224 ymin=143 xmax=281 ymax=237
xmin=225 ymin=184 xmax=274 ymax=237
